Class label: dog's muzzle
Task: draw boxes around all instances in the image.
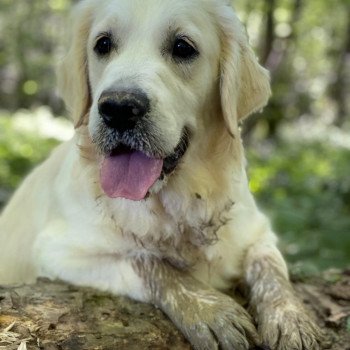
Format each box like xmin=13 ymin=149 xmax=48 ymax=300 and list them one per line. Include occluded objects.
xmin=97 ymin=89 xmax=190 ymax=201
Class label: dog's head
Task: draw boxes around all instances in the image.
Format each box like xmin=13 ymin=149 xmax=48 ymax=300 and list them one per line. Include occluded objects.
xmin=58 ymin=0 xmax=270 ymax=201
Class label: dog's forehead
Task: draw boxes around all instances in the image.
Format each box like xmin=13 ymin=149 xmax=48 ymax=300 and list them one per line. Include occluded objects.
xmin=94 ymin=0 xmax=219 ymax=16
xmin=90 ymin=0 xmax=221 ymax=37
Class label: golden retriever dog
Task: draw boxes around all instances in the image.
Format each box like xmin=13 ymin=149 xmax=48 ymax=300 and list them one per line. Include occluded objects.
xmin=0 ymin=0 xmax=325 ymax=349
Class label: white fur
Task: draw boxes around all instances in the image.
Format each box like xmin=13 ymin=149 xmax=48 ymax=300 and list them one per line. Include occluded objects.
xmin=0 ymin=0 xmax=278 ymax=302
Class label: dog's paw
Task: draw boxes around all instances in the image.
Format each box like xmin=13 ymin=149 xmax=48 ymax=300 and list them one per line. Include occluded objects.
xmin=167 ymin=291 xmax=259 ymax=350
xmin=257 ymin=303 xmax=329 ymax=350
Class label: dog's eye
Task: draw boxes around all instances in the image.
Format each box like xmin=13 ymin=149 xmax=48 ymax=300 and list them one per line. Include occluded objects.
xmin=94 ymin=36 xmax=112 ymax=56
xmin=172 ymin=39 xmax=198 ymax=61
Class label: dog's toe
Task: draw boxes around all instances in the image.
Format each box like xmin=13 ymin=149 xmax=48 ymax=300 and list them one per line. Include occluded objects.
xmin=168 ymin=292 xmax=259 ymax=350
xmin=257 ymin=305 xmax=328 ymax=350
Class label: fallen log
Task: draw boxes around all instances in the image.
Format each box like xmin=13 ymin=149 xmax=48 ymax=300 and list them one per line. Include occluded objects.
xmin=0 ymin=270 xmax=349 ymax=350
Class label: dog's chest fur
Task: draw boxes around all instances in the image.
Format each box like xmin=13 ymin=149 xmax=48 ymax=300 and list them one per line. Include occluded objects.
xmin=97 ymin=185 xmax=235 ymax=270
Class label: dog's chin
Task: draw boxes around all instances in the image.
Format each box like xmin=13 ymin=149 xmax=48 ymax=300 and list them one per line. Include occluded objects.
xmin=99 ymin=129 xmax=190 ymax=201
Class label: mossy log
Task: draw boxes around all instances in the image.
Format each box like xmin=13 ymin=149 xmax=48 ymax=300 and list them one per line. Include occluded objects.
xmin=0 ymin=270 xmax=349 ymax=350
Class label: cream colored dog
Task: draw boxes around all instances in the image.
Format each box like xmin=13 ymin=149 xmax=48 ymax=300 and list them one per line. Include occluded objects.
xmin=0 ymin=0 xmax=325 ymax=349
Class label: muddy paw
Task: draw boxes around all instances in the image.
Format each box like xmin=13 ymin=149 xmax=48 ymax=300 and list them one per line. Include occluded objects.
xmin=164 ymin=291 xmax=259 ymax=350
xmin=258 ymin=304 xmax=329 ymax=350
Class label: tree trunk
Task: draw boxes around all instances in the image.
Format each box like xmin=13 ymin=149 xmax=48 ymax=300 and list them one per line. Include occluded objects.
xmin=261 ymin=0 xmax=276 ymax=65
xmin=243 ymin=0 xmax=304 ymax=141
xmin=1 ymin=270 xmax=349 ymax=350
xmin=332 ymin=4 xmax=350 ymax=127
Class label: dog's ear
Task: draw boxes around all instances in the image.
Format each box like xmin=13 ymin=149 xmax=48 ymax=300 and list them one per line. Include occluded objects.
xmin=57 ymin=3 xmax=93 ymax=128
xmin=218 ymin=5 xmax=271 ymax=137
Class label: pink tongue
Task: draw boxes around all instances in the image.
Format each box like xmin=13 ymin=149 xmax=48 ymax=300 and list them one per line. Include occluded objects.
xmin=100 ymin=151 xmax=163 ymax=201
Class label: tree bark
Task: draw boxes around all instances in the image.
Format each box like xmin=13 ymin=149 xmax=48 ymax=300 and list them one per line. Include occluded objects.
xmin=1 ymin=270 xmax=349 ymax=350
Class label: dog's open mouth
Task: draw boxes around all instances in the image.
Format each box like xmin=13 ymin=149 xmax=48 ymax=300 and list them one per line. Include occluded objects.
xmin=100 ymin=130 xmax=190 ymax=201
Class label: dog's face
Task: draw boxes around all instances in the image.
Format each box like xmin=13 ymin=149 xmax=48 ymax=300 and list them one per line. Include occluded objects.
xmin=87 ymin=0 xmax=221 ymax=158
xmin=58 ymin=0 xmax=271 ymax=201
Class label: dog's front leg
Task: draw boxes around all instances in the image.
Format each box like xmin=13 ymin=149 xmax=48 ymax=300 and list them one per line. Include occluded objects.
xmin=244 ymin=243 xmax=327 ymax=350
xmin=134 ymin=256 xmax=259 ymax=350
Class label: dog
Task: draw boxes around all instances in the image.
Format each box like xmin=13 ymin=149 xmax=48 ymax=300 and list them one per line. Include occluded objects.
xmin=0 ymin=0 xmax=325 ymax=349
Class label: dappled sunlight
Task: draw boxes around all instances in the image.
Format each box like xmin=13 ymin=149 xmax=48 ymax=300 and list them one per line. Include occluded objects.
xmin=8 ymin=107 xmax=74 ymax=142
xmin=0 ymin=108 xmax=72 ymax=206
xmin=48 ymin=0 xmax=70 ymax=11
xmin=281 ymin=116 xmax=350 ymax=150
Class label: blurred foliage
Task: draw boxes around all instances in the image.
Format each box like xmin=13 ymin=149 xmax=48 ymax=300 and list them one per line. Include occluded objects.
xmin=0 ymin=108 xmax=72 ymax=204
xmin=0 ymin=112 xmax=60 ymax=203
xmin=249 ymin=142 xmax=350 ymax=272
xmin=0 ymin=1 xmax=349 ymax=271
xmin=0 ymin=0 xmax=71 ymax=113
xmin=234 ymin=0 xmax=350 ymax=137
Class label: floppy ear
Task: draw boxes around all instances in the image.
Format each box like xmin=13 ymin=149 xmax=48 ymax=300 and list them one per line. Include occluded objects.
xmin=57 ymin=2 xmax=93 ymax=128
xmin=218 ymin=5 xmax=271 ymax=137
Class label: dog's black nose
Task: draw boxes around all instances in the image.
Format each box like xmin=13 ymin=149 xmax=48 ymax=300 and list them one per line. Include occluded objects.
xmin=98 ymin=90 xmax=150 ymax=132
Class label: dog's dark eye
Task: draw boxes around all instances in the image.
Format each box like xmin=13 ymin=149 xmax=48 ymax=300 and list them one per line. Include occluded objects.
xmin=95 ymin=36 xmax=112 ymax=56
xmin=172 ymin=39 xmax=198 ymax=61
